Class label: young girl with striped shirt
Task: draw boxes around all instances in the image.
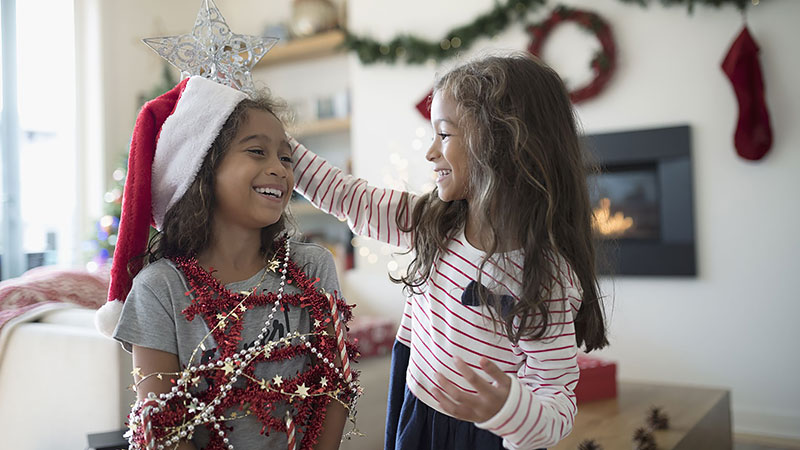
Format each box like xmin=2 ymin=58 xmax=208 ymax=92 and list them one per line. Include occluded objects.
xmin=289 ymin=53 xmax=608 ymax=450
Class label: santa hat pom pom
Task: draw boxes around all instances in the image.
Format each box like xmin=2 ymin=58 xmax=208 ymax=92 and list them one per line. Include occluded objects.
xmin=95 ymin=299 xmax=124 ymax=338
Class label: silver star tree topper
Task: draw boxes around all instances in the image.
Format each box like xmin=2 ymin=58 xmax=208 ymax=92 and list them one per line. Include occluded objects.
xmin=143 ymin=0 xmax=278 ymax=95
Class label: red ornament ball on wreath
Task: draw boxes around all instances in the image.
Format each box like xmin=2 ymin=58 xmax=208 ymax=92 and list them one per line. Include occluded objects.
xmin=527 ymin=6 xmax=617 ymax=104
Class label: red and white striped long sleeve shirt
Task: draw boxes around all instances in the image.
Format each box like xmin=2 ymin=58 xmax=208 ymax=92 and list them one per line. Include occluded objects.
xmin=291 ymin=138 xmax=581 ymax=449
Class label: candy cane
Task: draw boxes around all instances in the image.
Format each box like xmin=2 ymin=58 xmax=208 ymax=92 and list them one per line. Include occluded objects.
xmin=140 ymin=400 xmax=159 ymax=450
xmin=327 ymin=293 xmax=352 ymax=382
xmin=285 ymin=411 xmax=296 ymax=450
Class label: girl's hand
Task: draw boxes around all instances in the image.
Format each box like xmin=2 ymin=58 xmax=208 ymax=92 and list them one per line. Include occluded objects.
xmin=433 ymin=356 xmax=511 ymax=423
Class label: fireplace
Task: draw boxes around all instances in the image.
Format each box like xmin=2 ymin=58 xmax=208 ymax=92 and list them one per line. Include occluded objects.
xmin=584 ymin=125 xmax=696 ymax=276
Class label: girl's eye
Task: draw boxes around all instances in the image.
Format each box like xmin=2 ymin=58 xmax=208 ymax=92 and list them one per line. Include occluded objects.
xmin=280 ymin=155 xmax=293 ymax=163
xmin=247 ymin=148 xmax=265 ymax=155
xmin=438 ymin=133 xmax=451 ymax=141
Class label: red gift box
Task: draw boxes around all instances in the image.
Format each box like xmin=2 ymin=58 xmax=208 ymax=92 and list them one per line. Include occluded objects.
xmin=348 ymin=316 xmax=397 ymax=359
xmin=574 ymin=353 xmax=617 ymax=404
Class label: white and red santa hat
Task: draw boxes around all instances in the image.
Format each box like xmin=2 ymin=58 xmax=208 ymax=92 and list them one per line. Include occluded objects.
xmin=95 ymin=76 xmax=247 ymax=337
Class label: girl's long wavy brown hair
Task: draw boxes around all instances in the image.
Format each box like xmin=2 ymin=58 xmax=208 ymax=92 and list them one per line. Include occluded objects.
xmin=137 ymin=95 xmax=290 ymax=266
xmin=395 ymin=53 xmax=608 ymax=352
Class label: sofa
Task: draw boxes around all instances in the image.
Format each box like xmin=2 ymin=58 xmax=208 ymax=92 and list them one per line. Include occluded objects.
xmin=0 ymin=307 xmax=135 ymax=450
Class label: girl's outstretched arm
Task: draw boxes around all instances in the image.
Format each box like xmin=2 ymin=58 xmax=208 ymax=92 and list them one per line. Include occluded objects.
xmin=132 ymin=345 xmax=198 ymax=450
xmin=289 ymin=136 xmax=416 ymax=250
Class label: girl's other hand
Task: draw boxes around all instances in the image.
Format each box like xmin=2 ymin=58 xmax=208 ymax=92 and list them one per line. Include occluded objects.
xmin=433 ymin=356 xmax=511 ymax=423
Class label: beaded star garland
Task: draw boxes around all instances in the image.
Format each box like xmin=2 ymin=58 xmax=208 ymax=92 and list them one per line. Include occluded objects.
xmin=125 ymin=237 xmax=361 ymax=450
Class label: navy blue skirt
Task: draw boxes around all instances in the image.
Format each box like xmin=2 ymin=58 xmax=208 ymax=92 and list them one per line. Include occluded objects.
xmin=384 ymin=340 xmax=504 ymax=450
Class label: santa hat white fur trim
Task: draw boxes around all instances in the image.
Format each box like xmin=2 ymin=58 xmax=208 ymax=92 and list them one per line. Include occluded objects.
xmin=151 ymin=76 xmax=247 ymax=230
xmin=95 ymin=299 xmax=124 ymax=338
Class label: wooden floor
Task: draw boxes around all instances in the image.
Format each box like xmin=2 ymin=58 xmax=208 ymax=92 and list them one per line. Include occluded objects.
xmin=736 ymin=442 xmax=799 ymax=450
xmin=734 ymin=435 xmax=800 ymax=450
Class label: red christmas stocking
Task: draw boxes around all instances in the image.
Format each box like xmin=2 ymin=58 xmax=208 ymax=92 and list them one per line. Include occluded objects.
xmin=721 ymin=26 xmax=773 ymax=161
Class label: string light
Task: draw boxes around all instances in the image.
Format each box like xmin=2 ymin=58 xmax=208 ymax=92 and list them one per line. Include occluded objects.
xmin=100 ymin=215 xmax=115 ymax=228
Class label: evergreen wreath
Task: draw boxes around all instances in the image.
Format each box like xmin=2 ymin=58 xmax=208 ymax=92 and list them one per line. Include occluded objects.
xmin=526 ymin=5 xmax=616 ymax=103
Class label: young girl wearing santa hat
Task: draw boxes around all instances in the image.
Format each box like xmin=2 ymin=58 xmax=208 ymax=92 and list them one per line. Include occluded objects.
xmin=97 ymin=76 xmax=358 ymax=450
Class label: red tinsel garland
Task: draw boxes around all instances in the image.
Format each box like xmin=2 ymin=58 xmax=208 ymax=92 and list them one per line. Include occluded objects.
xmin=128 ymin=239 xmax=358 ymax=450
xmin=527 ymin=5 xmax=617 ymax=104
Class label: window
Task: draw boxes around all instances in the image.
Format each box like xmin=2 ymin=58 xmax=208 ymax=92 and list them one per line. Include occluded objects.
xmin=1 ymin=0 xmax=77 ymax=279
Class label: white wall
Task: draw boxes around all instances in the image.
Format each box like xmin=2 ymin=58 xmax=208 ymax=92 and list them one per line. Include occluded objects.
xmin=93 ymin=0 xmax=800 ymax=439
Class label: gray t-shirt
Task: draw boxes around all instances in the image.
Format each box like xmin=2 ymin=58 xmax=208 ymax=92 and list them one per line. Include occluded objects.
xmin=114 ymin=240 xmax=341 ymax=449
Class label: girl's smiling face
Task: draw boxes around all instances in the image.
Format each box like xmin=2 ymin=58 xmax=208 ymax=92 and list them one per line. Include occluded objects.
xmin=213 ymin=108 xmax=294 ymax=230
xmin=426 ymin=92 xmax=469 ymax=202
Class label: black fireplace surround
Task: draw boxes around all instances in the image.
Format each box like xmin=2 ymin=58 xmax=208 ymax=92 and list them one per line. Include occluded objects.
xmin=583 ymin=125 xmax=696 ymax=276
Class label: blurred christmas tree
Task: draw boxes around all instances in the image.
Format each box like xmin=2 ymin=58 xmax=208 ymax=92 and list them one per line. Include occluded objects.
xmin=86 ymin=64 xmax=177 ymax=269
xmin=88 ymin=164 xmax=125 ymax=268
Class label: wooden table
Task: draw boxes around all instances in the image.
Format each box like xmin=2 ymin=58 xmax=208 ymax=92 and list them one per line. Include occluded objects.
xmin=553 ymin=382 xmax=732 ymax=450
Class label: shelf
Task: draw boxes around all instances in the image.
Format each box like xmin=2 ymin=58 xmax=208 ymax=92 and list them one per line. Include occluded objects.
xmin=290 ymin=117 xmax=350 ymax=138
xmin=258 ymin=30 xmax=346 ymax=67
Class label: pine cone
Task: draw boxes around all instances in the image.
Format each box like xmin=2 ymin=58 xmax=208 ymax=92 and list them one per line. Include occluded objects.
xmin=647 ymin=406 xmax=670 ymax=430
xmin=633 ymin=426 xmax=656 ymax=445
xmin=633 ymin=441 xmax=658 ymax=450
xmin=578 ymin=439 xmax=603 ymax=450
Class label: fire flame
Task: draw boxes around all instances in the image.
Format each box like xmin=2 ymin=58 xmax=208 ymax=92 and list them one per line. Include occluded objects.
xmin=593 ymin=198 xmax=634 ymax=237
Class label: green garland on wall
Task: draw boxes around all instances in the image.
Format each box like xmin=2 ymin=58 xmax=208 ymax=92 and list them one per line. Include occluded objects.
xmin=617 ymin=0 xmax=751 ymax=13
xmin=344 ymin=0 xmax=547 ymax=65
xmin=344 ymin=0 xmax=755 ymax=65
